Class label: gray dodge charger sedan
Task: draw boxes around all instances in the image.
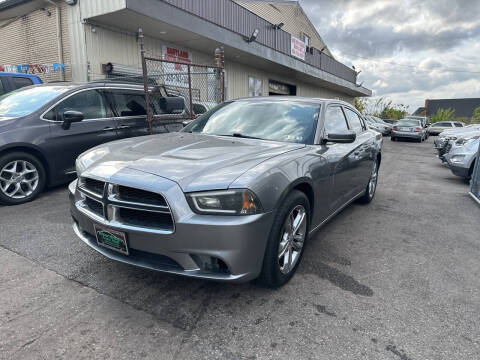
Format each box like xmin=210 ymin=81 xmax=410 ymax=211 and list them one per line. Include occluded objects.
xmin=70 ymin=97 xmax=382 ymax=287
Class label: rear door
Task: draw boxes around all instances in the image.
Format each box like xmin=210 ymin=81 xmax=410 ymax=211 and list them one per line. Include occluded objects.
xmin=43 ymin=88 xmax=119 ymax=182
xmin=105 ymin=89 xmax=150 ymax=139
xmin=343 ymin=107 xmax=374 ymax=194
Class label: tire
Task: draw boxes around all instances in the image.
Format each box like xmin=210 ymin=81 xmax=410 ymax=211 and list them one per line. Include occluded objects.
xmin=0 ymin=152 xmax=46 ymax=205
xmin=257 ymin=190 xmax=310 ymax=287
xmin=358 ymin=159 xmax=379 ymax=204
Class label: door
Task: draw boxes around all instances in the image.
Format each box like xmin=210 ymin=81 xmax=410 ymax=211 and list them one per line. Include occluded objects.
xmin=321 ymin=105 xmax=360 ymax=211
xmin=43 ymin=89 xmax=119 ymax=182
xmin=105 ymin=89 xmax=150 ymax=139
xmin=343 ymin=107 xmax=374 ymax=194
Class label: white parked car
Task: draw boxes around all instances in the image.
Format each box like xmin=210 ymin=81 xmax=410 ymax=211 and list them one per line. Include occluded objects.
xmin=428 ymin=121 xmax=465 ymax=136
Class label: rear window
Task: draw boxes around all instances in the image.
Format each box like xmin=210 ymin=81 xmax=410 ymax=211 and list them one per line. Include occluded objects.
xmin=108 ymin=90 xmax=147 ymax=117
xmin=11 ymin=76 xmax=34 ymax=90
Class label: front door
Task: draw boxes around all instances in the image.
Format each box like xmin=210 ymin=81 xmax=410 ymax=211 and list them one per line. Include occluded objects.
xmin=43 ymin=89 xmax=118 ymax=183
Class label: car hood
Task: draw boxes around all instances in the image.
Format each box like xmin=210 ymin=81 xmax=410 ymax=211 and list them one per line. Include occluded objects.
xmin=79 ymin=132 xmax=305 ymax=192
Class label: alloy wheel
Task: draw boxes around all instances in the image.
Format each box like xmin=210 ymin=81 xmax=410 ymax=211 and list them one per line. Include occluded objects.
xmin=368 ymin=161 xmax=378 ymax=198
xmin=0 ymin=160 xmax=39 ymax=199
xmin=278 ymin=205 xmax=307 ymax=275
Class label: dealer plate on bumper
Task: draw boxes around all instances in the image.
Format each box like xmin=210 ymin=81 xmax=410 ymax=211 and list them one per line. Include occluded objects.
xmin=94 ymin=225 xmax=129 ymax=255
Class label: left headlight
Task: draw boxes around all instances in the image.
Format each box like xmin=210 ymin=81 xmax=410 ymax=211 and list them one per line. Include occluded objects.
xmin=186 ymin=189 xmax=263 ymax=215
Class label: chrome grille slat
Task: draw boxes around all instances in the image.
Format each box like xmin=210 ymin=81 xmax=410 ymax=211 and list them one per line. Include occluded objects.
xmin=79 ymin=178 xmax=175 ymax=233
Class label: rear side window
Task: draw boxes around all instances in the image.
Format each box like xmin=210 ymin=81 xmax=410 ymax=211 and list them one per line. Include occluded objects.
xmin=435 ymin=122 xmax=451 ymax=127
xmin=10 ymin=76 xmax=34 ymax=90
xmin=48 ymin=89 xmax=107 ymax=121
xmin=0 ymin=79 xmax=5 ymax=96
xmin=454 ymin=123 xmax=463 ymax=127
xmin=324 ymin=106 xmax=349 ymax=134
xmin=344 ymin=108 xmax=364 ymax=132
xmin=109 ymin=90 xmax=147 ymax=117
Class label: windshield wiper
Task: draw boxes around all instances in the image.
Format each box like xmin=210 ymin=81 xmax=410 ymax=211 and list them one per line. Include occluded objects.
xmin=230 ymin=133 xmax=263 ymax=140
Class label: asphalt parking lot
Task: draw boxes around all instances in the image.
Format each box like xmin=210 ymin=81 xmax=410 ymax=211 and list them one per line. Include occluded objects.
xmin=1 ymin=137 xmax=479 ymax=360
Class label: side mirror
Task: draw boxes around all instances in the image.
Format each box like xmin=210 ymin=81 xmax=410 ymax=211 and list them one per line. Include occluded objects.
xmin=324 ymin=130 xmax=356 ymax=144
xmin=62 ymin=110 xmax=84 ymax=129
xmin=159 ymin=97 xmax=185 ymax=114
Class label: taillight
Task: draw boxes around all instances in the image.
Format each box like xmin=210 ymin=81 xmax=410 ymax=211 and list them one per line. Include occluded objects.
xmin=392 ymin=126 xmax=398 ymax=131
xmin=414 ymin=127 xmax=421 ymax=132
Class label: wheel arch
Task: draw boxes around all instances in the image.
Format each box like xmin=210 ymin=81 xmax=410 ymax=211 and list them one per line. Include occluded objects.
xmin=274 ymin=178 xmax=315 ymax=221
xmin=0 ymin=144 xmax=51 ymax=184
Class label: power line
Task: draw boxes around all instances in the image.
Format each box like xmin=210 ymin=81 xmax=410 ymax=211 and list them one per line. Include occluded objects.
xmin=338 ymin=52 xmax=480 ymax=75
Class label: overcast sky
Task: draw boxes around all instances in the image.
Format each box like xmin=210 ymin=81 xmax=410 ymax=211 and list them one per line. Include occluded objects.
xmin=299 ymin=0 xmax=480 ymax=113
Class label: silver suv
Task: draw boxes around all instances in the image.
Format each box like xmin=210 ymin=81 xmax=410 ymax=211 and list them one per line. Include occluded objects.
xmin=428 ymin=121 xmax=465 ymax=136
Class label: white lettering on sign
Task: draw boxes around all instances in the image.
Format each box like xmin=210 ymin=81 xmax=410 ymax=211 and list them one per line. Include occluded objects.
xmin=162 ymin=45 xmax=192 ymax=87
xmin=291 ymin=36 xmax=306 ymax=61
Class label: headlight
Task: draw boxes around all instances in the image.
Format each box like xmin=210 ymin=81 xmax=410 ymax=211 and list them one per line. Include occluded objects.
xmin=450 ymin=155 xmax=466 ymax=163
xmin=456 ymin=136 xmax=479 ymax=146
xmin=186 ymin=189 xmax=263 ymax=215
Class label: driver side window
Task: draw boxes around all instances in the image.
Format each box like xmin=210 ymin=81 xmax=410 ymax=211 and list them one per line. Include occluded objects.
xmin=45 ymin=90 xmax=107 ymax=121
xmin=324 ymin=106 xmax=349 ymax=134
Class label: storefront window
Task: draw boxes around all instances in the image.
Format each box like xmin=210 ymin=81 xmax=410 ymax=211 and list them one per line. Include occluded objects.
xmin=248 ymin=77 xmax=262 ymax=97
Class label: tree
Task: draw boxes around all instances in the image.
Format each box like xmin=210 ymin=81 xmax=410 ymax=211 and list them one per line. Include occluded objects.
xmin=354 ymin=98 xmax=367 ymax=113
xmin=430 ymin=108 xmax=455 ymax=123
xmin=472 ymin=107 xmax=480 ymax=124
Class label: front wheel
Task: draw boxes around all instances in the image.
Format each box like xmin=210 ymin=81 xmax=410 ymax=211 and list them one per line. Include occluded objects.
xmin=257 ymin=190 xmax=310 ymax=287
xmin=0 ymin=152 xmax=46 ymax=205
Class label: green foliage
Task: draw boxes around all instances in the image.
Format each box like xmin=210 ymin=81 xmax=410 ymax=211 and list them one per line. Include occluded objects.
xmin=354 ymin=97 xmax=409 ymax=120
xmin=472 ymin=107 xmax=480 ymax=124
xmin=430 ymin=108 xmax=455 ymax=123
xmin=354 ymin=98 xmax=367 ymax=113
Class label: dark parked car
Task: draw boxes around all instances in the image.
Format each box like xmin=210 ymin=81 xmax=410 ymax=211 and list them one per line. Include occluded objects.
xmin=70 ymin=97 xmax=383 ymax=287
xmin=0 ymin=82 xmax=183 ymax=205
xmin=0 ymin=72 xmax=42 ymax=96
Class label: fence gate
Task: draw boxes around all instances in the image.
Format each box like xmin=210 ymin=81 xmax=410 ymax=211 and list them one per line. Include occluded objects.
xmin=138 ymin=28 xmax=225 ymax=134
xmin=469 ymin=140 xmax=480 ymax=205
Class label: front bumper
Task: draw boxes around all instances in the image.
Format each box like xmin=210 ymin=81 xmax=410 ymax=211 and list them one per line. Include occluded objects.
xmin=447 ymin=162 xmax=470 ymax=178
xmin=69 ymin=174 xmax=275 ymax=283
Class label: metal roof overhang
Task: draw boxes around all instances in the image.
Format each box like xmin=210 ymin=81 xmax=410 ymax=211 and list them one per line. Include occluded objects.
xmin=0 ymin=0 xmax=49 ymax=21
xmin=87 ymin=0 xmax=371 ymax=97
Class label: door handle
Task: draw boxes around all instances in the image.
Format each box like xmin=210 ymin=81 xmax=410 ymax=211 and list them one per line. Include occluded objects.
xmin=119 ymin=125 xmax=131 ymax=129
xmin=103 ymin=127 xmax=115 ymax=131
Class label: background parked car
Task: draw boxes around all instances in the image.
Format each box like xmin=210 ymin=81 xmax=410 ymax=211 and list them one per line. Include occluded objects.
xmin=434 ymin=125 xmax=480 ymax=161
xmin=445 ymin=137 xmax=480 ymax=180
xmin=0 ymin=82 xmax=184 ymax=205
xmin=0 ymin=72 xmax=42 ymax=96
xmin=365 ymin=115 xmax=392 ymax=136
xmin=428 ymin=121 xmax=465 ymax=136
xmin=382 ymin=119 xmax=397 ymax=125
xmin=391 ymin=119 xmax=427 ymax=142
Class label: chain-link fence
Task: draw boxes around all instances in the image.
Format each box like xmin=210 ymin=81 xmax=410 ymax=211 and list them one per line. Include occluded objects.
xmin=138 ymin=30 xmax=225 ymax=134
xmin=469 ymin=141 xmax=480 ymax=205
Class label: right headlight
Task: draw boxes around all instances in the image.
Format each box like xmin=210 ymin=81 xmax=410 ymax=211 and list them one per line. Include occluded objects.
xmin=450 ymin=155 xmax=466 ymax=163
xmin=186 ymin=189 xmax=263 ymax=215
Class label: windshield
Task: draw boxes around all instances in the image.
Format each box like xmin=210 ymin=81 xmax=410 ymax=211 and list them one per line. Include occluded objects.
xmin=0 ymin=86 xmax=71 ymax=118
xmin=182 ymin=100 xmax=320 ymax=144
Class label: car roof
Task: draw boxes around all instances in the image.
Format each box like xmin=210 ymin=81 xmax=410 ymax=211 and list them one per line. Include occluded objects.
xmin=233 ymin=96 xmax=353 ymax=107
xmin=0 ymin=72 xmax=42 ymax=79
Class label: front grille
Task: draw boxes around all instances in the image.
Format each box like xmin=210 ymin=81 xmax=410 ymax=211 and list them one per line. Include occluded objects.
xmin=118 ymin=207 xmax=174 ymax=231
xmin=77 ymin=179 xmax=175 ymax=233
xmin=84 ymin=196 xmax=103 ymax=217
xmin=84 ymin=178 xmax=105 ymax=196
xmin=118 ymin=186 xmax=168 ymax=207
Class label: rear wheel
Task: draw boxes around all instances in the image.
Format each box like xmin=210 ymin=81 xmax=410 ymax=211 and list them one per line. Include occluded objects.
xmin=257 ymin=190 xmax=310 ymax=287
xmin=0 ymin=152 xmax=46 ymax=205
xmin=358 ymin=160 xmax=379 ymax=204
